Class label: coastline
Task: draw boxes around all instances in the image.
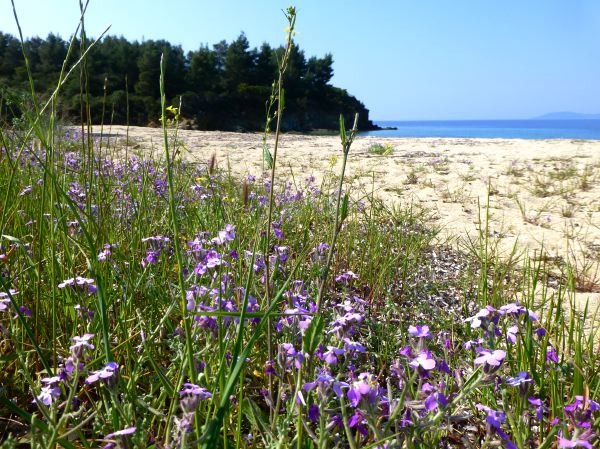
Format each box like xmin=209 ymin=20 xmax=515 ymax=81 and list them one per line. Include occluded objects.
xmin=91 ymin=125 xmax=600 ymax=311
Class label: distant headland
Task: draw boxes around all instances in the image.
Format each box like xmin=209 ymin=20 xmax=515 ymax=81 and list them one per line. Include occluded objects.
xmin=532 ymin=112 xmax=600 ymax=120
xmin=0 ymin=31 xmax=379 ymax=132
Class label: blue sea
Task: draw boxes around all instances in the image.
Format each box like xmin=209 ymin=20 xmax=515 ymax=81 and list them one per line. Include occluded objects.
xmin=361 ymin=120 xmax=600 ymax=140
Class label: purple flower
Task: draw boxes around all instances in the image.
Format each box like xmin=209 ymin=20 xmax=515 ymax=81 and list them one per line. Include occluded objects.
xmin=506 ymin=325 xmax=519 ymax=344
xmin=179 ymin=382 xmax=212 ymax=413
xmin=97 ymin=244 xmax=113 ymax=261
xmin=546 ymin=345 xmax=559 ymax=365
xmin=499 ymin=302 xmax=525 ymax=316
xmin=103 ymin=426 xmax=136 ymax=449
xmin=464 ymin=306 xmax=497 ymax=329
xmin=342 ymin=338 xmax=366 ymax=355
xmin=265 ymin=359 xmax=276 ymax=376
xmin=476 ymin=404 xmax=518 ymax=449
xmin=347 ymin=372 xmax=378 ymax=407
xmin=399 ymin=346 xmax=413 ymax=358
xmin=528 ymin=397 xmax=547 ymax=420
xmin=142 ymin=250 xmax=160 ymax=266
xmin=33 ymin=385 xmax=61 ymax=406
xmin=408 ymin=325 xmax=432 ymax=339
xmin=464 ymin=338 xmax=484 ymax=350
xmin=193 ymin=262 xmax=207 ymax=277
xmin=303 ymin=372 xmax=348 ymax=398
xmin=335 ymin=270 xmax=358 ymax=283
xmin=272 ymin=222 xmax=284 ymax=240
xmin=506 ymin=371 xmax=532 ymax=395
xmin=280 ymin=343 xmax=304 ymax=369
xmin=19 ymin=305 xmax=32 ymax=317
xmin=69 ymin=333 xmax=95 ymax=358
xmin=348 ymin=410 xmax=369 ymax=436
xmin=474 ymin=349 xmax=506 ymax=372
xmin=179 ymin=383 xmax=212 ymax=399
xmin=213 ymin=224 xmax=235 ymax=245
xmin=85 ymin=362 xmax=118 ymax=385
xmin=409 ymin=351 xmax=436 ymax=371
xmin=558 ymin=431 xmax=595 ymax=448
xmin=274 ymin=245 xmax=289 ymax=263
xmin=105 ymin=426 xmax=136 ymax=438
xmin=0 ymin=289 xmax=19 ymax=307
xmin=307 ymin=403 xmax=320 ymax=423
xmin=205 ymin=250 xmax=222 ymax=268
xmin=323 ymin=346 xmax=345 ymax=365
xmin=19 ymin=185 xmax=33 ymax=196
xmin=58 ymin=276 xmax=97 ymax=293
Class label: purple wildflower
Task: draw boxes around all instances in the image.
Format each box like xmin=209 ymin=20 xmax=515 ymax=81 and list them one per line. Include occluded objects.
xmin=323 ymin=346 xmax=345 ymax=365
xmin=19 ymin=185 xmax=33 ymax=196
xmin=58 ymin=276 xmax=97 ymax=294
xmin=307 ymin=403 xmax=320 ymax=423
xmin=303 ymin=372 xmax=348 ymax=398
xmin=205 ymin=250 xmax=222 ymax=268
xmin=546 ymin=345 xmax=559 ymax=365
xmin=465 ymin=306 xmax=497 ymax=329
xmin=476 ymin=404 xmax=518 ymax=449
xmin=103 ymin=426 xmax=136 ymax=449
xmin=33 ymin=385 xmax=61 ymax=406
xmin=506 ymin=325 xmax=519 ymax=344
xmin=335 ymin=270 xmax=358 ymax=283
xmin=408 ymin=325 xmax=432 ymax=339
xmin=272 ymin=222 xmax=284 ymax=239
xmin=347 ymin=372 xmax=378 ymax=407
xmin=409 ymin=351 xmax=436 ymax=371
xmin=105 ymin=426 xmax=136 ymax=438
xmin=0 ymin=289 xmax=19 ymax=310
xmin=179 ymin=382 xmax=212 ymax=413
xmin=528 ymin=397 xmax=547 ymax=420
xmin=69 ymin=333 xmax=95 ymax=359
xmin=348 ymin=410 xmax=369 ymax=436
xmin=474 ymin=349 xmax=506 ymax=373
xmin=558 ymin=431 xmax=595 ymax=448
xmin=506 ymin=371 xmax=532 ymax=395
xmin=86 ymin=362 xmax=118 ymax=385
xmin=280 ymin=343 xmax=304 ymax=369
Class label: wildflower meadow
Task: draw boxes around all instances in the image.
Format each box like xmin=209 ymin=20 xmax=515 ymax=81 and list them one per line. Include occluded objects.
xmin=1 ymin=6 xmax=599 ymax=449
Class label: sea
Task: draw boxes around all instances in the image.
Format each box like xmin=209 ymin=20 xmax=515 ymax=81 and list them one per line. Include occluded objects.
xmin=360 ymin=120 xmax=600 ymax=140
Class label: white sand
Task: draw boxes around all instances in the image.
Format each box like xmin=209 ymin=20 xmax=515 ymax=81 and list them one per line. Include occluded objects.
xmin=97 ymin=125 xmax=600 ymax=313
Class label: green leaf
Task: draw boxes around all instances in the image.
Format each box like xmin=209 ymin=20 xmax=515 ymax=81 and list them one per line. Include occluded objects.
xmin=242 ymin=398 xmax=272 ymax=439
xmin=339 ymin=114 xmax=346 ymax=145
xmin=263 ymin=144 xmax=273 ymax=169
xmin=303 ymin=314 xmax=325 ymax=355
xmin=340 ymin=192 xmax=349 ymax=223
xmin=1 ymin=234 xmax=21 ymax=243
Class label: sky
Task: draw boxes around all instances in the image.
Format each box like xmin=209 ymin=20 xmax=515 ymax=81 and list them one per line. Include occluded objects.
xmin=2 ymin=0 xmax=600 ymax=120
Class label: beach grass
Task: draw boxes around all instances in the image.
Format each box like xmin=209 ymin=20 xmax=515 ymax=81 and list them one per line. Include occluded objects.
xmin=1 ymin=5 xmax=599 ymax=449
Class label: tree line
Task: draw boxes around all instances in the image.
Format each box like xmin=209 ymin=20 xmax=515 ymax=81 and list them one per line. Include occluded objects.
xmin=0 ymin=31 xmax=378 ymax=131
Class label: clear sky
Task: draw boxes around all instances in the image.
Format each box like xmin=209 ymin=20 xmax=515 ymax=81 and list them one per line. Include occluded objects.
xmin=2 ymin=0 xmax=600 ymax=120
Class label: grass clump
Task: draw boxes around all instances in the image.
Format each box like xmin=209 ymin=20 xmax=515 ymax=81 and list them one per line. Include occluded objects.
xmin=367 ymin=142 xmax=394 ymax=156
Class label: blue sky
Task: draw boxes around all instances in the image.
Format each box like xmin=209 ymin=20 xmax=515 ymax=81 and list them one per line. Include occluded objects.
xmin=2 ymin=0 xmax=600 ymax=120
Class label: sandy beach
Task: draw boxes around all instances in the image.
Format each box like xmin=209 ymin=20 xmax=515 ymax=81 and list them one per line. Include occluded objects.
xmin=98 ymin=125 xmax=600 ymax=312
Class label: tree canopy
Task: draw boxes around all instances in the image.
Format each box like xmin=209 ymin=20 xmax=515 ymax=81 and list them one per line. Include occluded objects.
xmin=0 ymin=31 xmax=377 ymax=131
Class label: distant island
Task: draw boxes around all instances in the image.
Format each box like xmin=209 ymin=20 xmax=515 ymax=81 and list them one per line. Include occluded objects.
xmin=0 ymin=32 xmax=379 ymax=132
xmin=533 ymin=112 xmax=600 ymax=120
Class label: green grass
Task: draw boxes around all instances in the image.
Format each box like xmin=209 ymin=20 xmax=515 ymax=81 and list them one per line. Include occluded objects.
xmin=367 ymin=142 xmax=394 ymax=156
